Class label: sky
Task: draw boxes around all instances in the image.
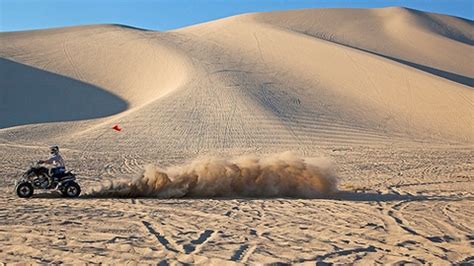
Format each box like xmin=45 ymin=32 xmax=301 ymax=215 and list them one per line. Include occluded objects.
xmin=1 ymin=0 xmax=473 ymax=32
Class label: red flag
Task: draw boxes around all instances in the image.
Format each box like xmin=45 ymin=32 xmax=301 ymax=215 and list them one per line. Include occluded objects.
xmin=112 ymin=124 xmax=122 ymax=132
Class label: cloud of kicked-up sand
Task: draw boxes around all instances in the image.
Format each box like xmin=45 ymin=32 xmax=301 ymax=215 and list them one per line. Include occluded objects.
xmin=87 ymin=152 xmax=338 ymax=198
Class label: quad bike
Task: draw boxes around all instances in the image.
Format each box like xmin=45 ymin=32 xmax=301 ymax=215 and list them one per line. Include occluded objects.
xmin=15 ymin=162 xmax=81 ymax=198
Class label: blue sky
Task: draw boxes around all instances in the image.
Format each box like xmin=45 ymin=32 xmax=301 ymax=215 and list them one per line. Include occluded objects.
xmin=1 ymin=0 xmax=473 ymax=32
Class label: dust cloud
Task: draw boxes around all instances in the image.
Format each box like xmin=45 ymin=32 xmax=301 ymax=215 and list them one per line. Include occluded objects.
xmin=88 ymin=152 xmax=338 ymax=198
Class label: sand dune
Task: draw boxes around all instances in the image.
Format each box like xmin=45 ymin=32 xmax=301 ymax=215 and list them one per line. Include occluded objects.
xmin=0 ymin=7 xmax=473 ymax=264
xmin=1 ymin=24 xmax=191 ymax=108
xmin=250 ymin=7 xmax=474 ymax=79
xmin=1 ymin=7 xmax=472 ymax=147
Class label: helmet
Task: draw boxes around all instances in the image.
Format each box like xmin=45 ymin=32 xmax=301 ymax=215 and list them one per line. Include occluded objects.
xmin=50 ymin=145 xmax=59 ymax=155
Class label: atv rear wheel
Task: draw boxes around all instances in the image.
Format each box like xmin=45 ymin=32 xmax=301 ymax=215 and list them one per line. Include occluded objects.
xmin=16 ymin=182 xmax=34 ymax=198
xmin=61 ymin=182 xmax=81 ymax=198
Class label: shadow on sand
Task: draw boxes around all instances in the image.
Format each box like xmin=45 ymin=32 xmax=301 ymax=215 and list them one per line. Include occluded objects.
xmin=0 ymin=58 xmax=128 ymax=129
xmin=328 ymin=191 xmax=467 ymax=202
xmin=30 ymin=191 xmax=63 ymax=199
xmin=28 ymin=190 xmax=468 ymax=203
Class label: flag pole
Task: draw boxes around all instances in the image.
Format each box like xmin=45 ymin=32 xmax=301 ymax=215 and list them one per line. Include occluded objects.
xmin=80 ymin=130 xmax=108 ymax=160
xmin=80 ymin=124 xmax=122 ymax=161
xmin=79 ymin=124 xmax=122 ymax=179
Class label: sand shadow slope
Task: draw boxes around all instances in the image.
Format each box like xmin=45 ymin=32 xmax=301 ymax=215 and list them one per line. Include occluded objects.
xmin=366 ymin=50 xmax=473 ymax=87
xmin=292 ymin=30 xmax=473 ymax=87
xmin=249 ymin=7 xmax=473 ymax=80
xmin=330 ymin=191 xmax=468 ymax=202
xmin=0 ymin=58 xmax=128 ymax=129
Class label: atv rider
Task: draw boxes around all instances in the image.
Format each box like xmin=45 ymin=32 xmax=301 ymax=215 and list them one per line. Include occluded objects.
xmin=38 ymin=145 xmax=66 ymax=181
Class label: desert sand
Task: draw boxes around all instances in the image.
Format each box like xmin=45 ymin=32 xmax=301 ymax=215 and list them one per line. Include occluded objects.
xmin=0 ymin=7 xmax=473 ymax=264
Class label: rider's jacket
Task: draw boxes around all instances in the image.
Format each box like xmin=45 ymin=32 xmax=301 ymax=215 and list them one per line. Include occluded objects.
xmin=45 ymin=153 xmax=66 ymax=168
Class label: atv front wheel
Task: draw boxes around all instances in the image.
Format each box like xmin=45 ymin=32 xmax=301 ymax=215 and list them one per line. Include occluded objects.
xmin=61 ymin=182 xmax=81 ymax=198
xmin=16 ymin=182 xmax=34 ymax=198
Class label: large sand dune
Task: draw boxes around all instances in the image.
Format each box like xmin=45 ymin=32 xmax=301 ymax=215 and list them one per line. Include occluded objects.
xmin=0 ymin=7 xmax=473 ymax=264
